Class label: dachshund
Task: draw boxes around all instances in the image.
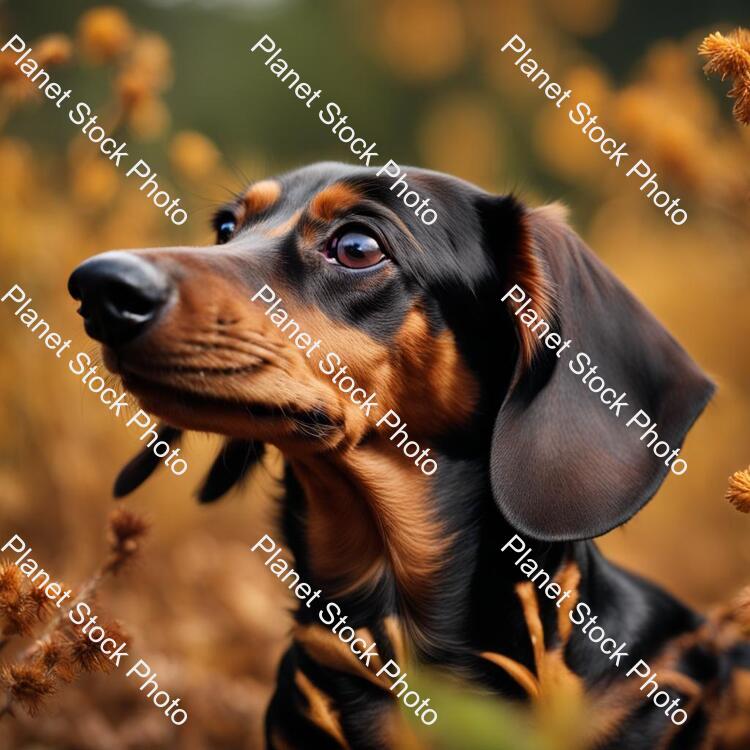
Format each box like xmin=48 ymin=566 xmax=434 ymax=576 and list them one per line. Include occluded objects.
xmin=67 ymin=162 xmax=750 ymax=749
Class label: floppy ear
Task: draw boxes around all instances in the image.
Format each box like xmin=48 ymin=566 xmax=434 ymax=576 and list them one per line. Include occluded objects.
xmin=114 ymin=424 xmax=182 ymax=498
xmin=484 ymin=199 xmax=714 ymax=541
xmin=197 ymin=439 xmax=265 ymax=503
xmin=114 ymin=426 xmax=265 ymax=503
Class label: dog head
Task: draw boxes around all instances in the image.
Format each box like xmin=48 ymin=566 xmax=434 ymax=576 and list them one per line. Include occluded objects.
xmin=68 ymin=161 xmax=713 ymax=540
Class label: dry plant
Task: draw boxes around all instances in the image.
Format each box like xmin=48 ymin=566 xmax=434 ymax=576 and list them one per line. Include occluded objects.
xmin=698 ymin=28 xmax=750 ymax=124
xmin=722 ymin=468 xmax=750 ymax=634
xmin=0 ymin=508 xmax=148 ymax=719
xmin=726 ymin=467 xmax=750 ymax=513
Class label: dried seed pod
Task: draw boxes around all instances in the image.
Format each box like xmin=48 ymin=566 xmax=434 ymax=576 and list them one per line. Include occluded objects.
xmin=77 ymin=6 xmax=134 ymax=64
xmin=0 ymin=589 xmax=36 ymax=637
xmin=699 ymin=29 xmax=750 ymax=125
xmin=0 ymin=562 xmax=22 ymax=600
xmin=726 ymin=467 xmax=750 ymax=513
xmin=35 ymin=634 xmax=76 ymax=683
xmin=0 ymin=663 xmax=55 ymax=716
xmin=106 ymin=508 xmax=149 ymax=573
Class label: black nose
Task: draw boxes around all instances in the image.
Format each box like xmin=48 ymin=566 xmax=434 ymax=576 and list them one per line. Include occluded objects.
xmin=68 ymin=251 xmax=173 ymax=347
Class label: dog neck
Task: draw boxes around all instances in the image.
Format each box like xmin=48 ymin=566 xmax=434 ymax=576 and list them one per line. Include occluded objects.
xmin=285 ymin=441 xmax=704 ymax=693
xmin=285 ymin=434 xmax=486 ymax=654
xmin=289 ymin=438 xmax=445 ymax=591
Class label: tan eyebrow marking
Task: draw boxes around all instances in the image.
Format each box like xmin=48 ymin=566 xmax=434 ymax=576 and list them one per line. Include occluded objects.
xmin=308 ymin=182 xmax=362 ymax=222
xmin=266 ymin=210 xmax=302 ymax=238
xmin=298 ymin=217 xmax=328 ymax=250
xmin=243 ymin=179 xmax=282 ymax=216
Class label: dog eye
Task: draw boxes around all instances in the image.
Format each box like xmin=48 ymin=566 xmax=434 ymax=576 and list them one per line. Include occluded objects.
xmin=217 ymin=220 xmax=236 ymax=244
xmin=327 ymin=231 xmax=385 ymax=269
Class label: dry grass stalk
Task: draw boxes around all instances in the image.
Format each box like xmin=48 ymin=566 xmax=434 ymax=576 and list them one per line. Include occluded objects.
xmin=106 ymin=508 xmax=149 ymax=574
xmin=0 ymin=509 xmax=145 ymax=719
xmin=698 ymin=29 xmax=750 ymax=124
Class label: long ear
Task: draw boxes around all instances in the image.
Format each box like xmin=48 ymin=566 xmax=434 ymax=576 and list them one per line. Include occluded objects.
xmin=197 ymin=439 xmax=265 ymax=503
xmin=485 ymin=200 xmax=714 ymax=541
xmin=114 ymin=424 xmax=182 ymax=498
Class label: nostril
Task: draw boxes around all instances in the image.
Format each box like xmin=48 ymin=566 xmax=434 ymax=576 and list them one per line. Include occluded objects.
xmin=105 ymin=279 xmax=163 ymax=319
xmin=67 ymin=250 xmax=173 ymax=347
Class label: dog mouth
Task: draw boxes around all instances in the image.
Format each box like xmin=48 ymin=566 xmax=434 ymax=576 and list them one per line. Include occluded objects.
xmin=104 ymin=341 xmax=343 ymax=439
xmin=121 ymin=369 xmax=340 ymax=431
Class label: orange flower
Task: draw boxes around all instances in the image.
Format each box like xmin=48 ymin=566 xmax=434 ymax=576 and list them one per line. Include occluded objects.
xmin=170 ymin=131 xmax=221 ymax=181
xmin=128 ymin=96 xmax=170 ymax=140
xmin=0 ymin=51 xmax=26 ymax=83
xmin=377 ymin=0 xmax=466 ymax=81
xmin=116 ymin=33 xmax=172 ymax=110
xmin=699 ymin=29 xmax=750 ymax=125
xmin=0 ymin=53 xmax=38 ymax=104
xmin=78 ymin=6 xmax=134 ymax=63
xmin=129 ymin=33 xmax=172 ymax=91
xmin=116 ymin=68 xmax=152 ymax=110
xmin=728 ymin=76 xmax=750 ymax=125
xmin=35 ymin=33 xmax=73 ymax=66
xmin=71 ymin=158 xmax=120 ymax=209
xmin=726 ymin=467 xmax=750 ymax=512
xmin=699 ymin=30 xmax=750 ymax=80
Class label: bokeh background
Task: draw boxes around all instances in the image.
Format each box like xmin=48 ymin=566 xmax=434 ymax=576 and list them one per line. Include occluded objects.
xmin=0 ymin=1 xmax=749 ymax=748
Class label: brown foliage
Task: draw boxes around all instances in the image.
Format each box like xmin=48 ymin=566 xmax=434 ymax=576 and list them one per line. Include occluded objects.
xmin=699 ymin=29 xmax=750 ymax=124
xmin=1 ymin=663 xmax=56 ymax=716
xmin=0 ymin=511 xmax=146 ymax=719
xmin=726 ymin=468 xmax=750 ymax=513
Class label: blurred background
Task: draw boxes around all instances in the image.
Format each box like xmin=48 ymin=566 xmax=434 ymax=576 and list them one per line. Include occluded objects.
xmin=0 ymin=0 xmax=748 ymax=748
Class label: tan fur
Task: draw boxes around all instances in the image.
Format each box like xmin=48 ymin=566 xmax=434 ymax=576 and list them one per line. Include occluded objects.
xmin=266 ymin=210 xmax=302 ymax=238
xmin=244 ymin=179 xmax=282 ymax=216
xmin=383 ymin=616 xmax=408 ymax=665
xmin=481 ymin=561 xmax=584 ymax=701
xmin=556 ymin=561 xmax=581 ymax=643
xmin=533 ymin=201 xmax=570 ymax=226
xmin=293 ymin=624 xmax=389 ymax=690
xmin=294 ymin=670 xmax=349 ymax=747
xmin=308 ymin=182 xmax=361 ymax=222
xmin=291 ymin=441 xmax=449 ymax=640
xmin=505 ymin=203 xmax=566 ymax=370
xmin=109 ymin=261 xmax=349 ymax=449
xmin=299 ymin=218 xmax=320 ymax=247
xmin=391 ymin=308 xmax=478 ymax=435
xmin=293 ymin=623 xmax=422 ymax=750
xmin=480 ymin=651 xmax=540 ymax=697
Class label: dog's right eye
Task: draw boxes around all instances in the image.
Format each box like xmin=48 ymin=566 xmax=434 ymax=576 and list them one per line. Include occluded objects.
xmin=325 ymin=230 xmax=385 ymax=269
xmin=216 ymin=220 xmax=236 ymax=244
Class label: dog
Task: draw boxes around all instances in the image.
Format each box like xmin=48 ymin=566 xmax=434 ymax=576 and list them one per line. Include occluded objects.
xmin=68 ymin=162 xmax=750 ymax=749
